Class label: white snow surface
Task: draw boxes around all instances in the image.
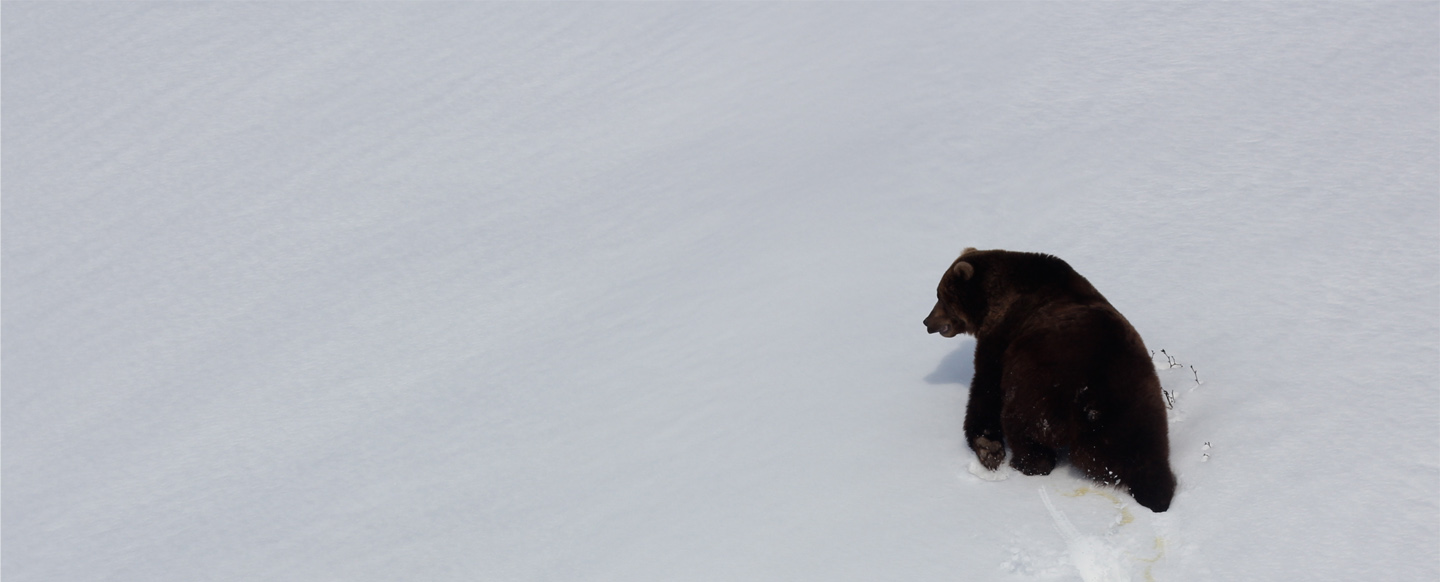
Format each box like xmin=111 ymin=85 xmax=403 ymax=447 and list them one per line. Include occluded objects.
xmin=4 ymin=3 xmax=1437 ymax=581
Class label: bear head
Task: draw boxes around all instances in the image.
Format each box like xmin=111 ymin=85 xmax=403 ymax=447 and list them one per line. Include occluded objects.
xmin=923 ymin=247 xmax=988 ymax=338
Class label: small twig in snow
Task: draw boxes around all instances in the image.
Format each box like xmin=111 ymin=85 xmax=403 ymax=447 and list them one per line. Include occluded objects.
xmin=1160 ymin=349 xmax=1179 ymax=369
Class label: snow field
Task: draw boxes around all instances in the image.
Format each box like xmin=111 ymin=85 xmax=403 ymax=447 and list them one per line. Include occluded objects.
xmin=4 ymin=2 xmax=1437 ymax=581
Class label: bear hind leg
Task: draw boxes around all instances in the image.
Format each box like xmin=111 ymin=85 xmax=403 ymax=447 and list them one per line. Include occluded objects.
xmin=1123 ymin=463 xmax=1176 ymax=513
xmin=1071 ymin=444 xmax=1175 ymax=512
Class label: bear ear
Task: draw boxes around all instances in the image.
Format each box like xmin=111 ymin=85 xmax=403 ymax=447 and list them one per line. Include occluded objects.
xmin=962 ymin=247 xmax=978 ymax=256
xmin=952 ymin=261 xmax=974 ymax=280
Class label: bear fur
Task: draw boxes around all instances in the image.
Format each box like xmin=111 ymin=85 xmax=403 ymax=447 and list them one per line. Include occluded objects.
xmin=923 ymin=248 xmax=1176 ymax=512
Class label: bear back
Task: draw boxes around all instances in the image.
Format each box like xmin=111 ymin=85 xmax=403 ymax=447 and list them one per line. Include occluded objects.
xmin=943 ymin=249 xmax=1108 ymax=339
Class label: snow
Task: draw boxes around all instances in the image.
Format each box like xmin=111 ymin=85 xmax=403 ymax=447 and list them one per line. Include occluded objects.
xmin=3 ymin=2 xmax=1437 ymax=581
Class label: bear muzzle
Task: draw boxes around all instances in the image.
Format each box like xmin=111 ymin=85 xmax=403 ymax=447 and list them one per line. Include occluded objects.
xmin=926 ymin=320 xmax=957 ymax=337
xmin=924 ymin=305 xmax=963 ymax=338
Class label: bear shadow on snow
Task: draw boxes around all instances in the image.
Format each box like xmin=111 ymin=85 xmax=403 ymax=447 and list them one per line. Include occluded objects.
xmin=922 ymin=248 xmax=1176 ymax=512
xmin=923 ymin=340 xmax=976 ymax=386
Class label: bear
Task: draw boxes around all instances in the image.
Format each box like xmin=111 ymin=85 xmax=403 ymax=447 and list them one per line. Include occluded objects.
xmin=923 ymin=248 xmax=1176 ymax=512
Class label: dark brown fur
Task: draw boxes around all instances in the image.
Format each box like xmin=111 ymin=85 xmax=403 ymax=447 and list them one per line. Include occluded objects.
xmin=924 ymin=249 xmax=1176 ymax=512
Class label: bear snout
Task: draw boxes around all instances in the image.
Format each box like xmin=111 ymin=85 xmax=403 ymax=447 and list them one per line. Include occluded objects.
xmin=924 ymin=305 xmax=961 ymax=337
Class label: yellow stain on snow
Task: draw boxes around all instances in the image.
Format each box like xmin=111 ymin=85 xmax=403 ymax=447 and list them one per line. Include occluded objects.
xmin=1062 ymin=487 xmax=1166 ymax=580
xmin=1137 ymin=537 xmax=1166 ymax=582
xmin=1062 ymin=486 xmax=1134 ymax=526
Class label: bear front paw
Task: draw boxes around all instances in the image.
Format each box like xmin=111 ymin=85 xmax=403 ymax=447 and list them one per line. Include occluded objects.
xmin=972 ymin=436 xmax=1006 ymax=470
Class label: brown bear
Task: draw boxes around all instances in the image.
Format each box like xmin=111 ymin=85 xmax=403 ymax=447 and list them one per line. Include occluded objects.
xmin=924 ymin=248 xmax=1176 ymax=512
